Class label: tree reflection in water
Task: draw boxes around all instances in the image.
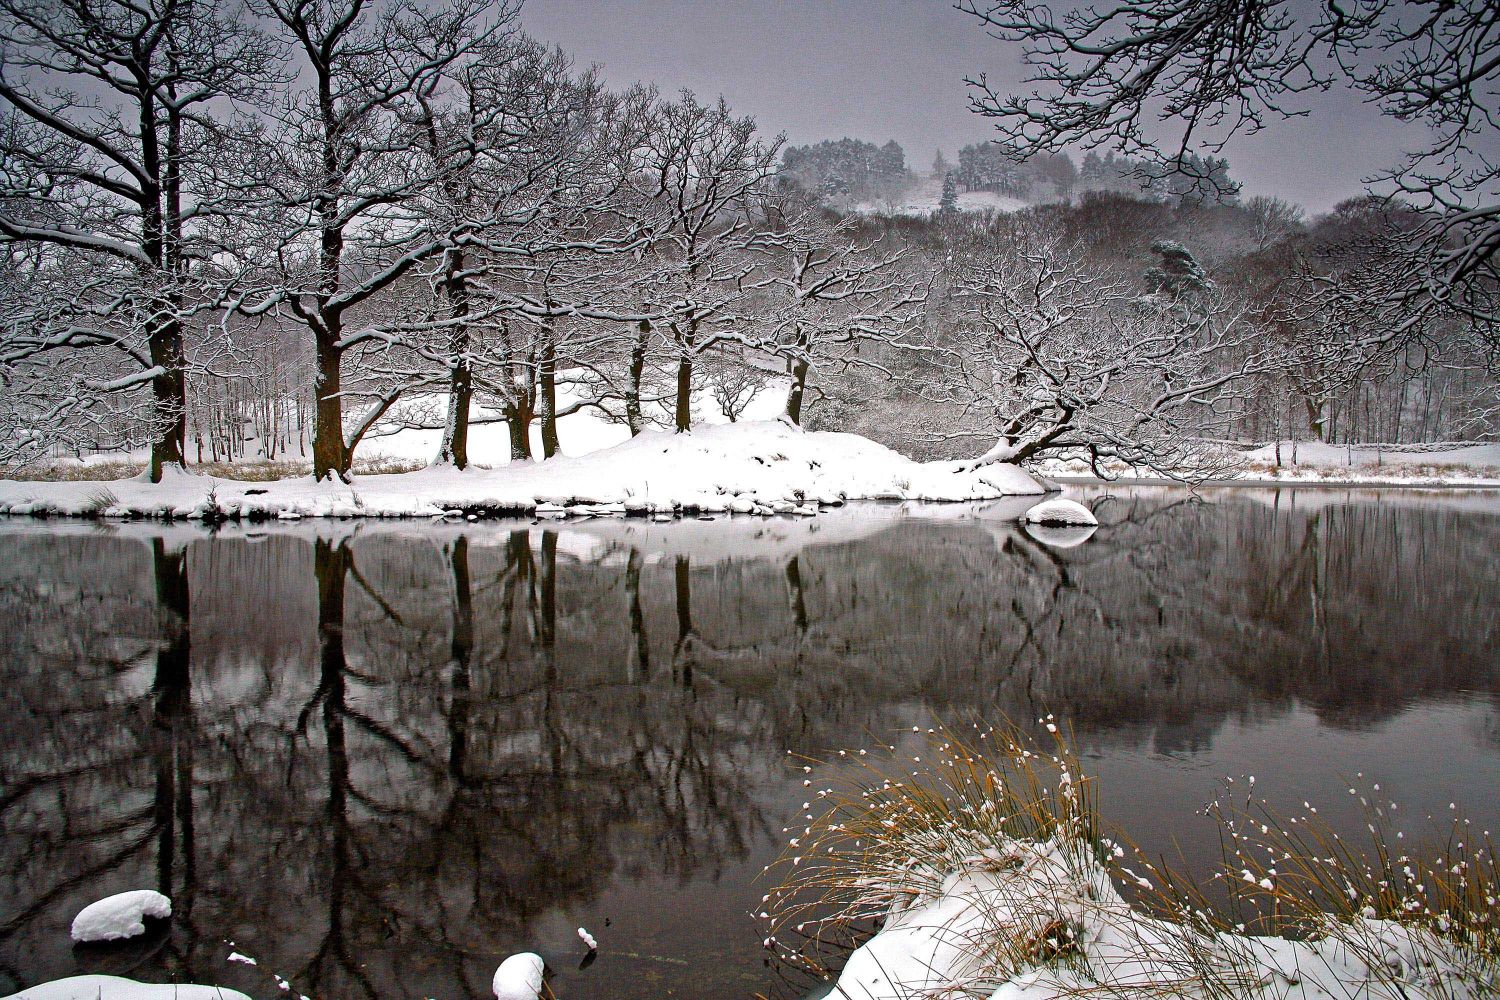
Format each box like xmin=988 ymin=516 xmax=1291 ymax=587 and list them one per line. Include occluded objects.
xmin=1 ymin=490 xmax=1497 ymax=998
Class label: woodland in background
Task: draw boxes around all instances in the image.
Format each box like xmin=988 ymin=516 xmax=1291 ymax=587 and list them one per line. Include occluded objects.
xmin=1 ymin=0 xmax=1496 ymax=483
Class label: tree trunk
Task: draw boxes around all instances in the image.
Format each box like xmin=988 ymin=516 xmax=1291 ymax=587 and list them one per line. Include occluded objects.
xmin=436 ymin=250 xmax=472 ymax=469
xmin=673 ymin=328 xmax=694 ymax=433
xmin=785 ymin=358 xmax=810 ymax=425
xmin=311 ymin=332 xmax=349 ymax=481
xmin=506 ymin=401 xmax=533 ymax=461
xmin=539 ymin=327 xmax=560 ymax=458
xmin=147 ymin=315 xmax=188 ymax=483
xmin=626 ymin=320 xmax=649 ymax=436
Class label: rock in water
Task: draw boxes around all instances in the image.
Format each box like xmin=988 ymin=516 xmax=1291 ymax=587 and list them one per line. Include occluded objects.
xmin=492 ymin=952 xmax=545 ymax=1000
xmin=70 ymin=891 xmax=172 ymax=943
xmin=1022 ymin=498 xmax=1098 ymax=527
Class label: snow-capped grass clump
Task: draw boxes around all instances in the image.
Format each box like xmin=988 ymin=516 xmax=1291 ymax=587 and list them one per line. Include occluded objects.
xmin=69 ymin=890 xmax=171 ymax=943
xmin=1 ymin=975 xmax=250 ymax=1000
xmin=492 ymin=952 xmax=545 ymax=1000
xmin=1022 ymin=498 xmax=1098 ymax=527
xmin=764 ymin=723 xmax=1498 ymax=1000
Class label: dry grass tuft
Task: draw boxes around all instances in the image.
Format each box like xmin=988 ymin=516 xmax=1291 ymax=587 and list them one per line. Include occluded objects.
xmin=763 ymin=721 xmax=1499 ymax=1000
xmin=762 ymin=719 xmax=1102 ymax=989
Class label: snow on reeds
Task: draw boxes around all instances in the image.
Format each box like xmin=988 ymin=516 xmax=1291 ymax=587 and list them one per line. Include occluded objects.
xmin=762 ymin=722 xmax=1497 ymax=1000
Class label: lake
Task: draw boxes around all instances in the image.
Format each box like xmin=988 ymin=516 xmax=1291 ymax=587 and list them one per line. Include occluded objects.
xmin=2 ymin=486 xmax=1498 ymax=999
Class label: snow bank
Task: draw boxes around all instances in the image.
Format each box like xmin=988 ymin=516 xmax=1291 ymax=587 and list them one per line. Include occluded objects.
xmin=827 ymin=838 xmax=1478 ymax=1000
xmin=492 ymin=952 xmax=545 ymax=1000
xmin=2 ymin=975 xmax=249 ymax=1000
xmin=1021 ymin=498 xmax=1097 ymax=527
xmin=69 ymin=889 xmax=171 ymax=943
xmin=0 ymin=421 xmax=1048 ymax=522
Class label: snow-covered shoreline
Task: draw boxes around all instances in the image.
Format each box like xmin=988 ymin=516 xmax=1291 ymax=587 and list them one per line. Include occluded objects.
xmin=0 ymin=422 xmax=1049 ymax=522
xmin=1031 ymin=441 xmax=1500 ymax=489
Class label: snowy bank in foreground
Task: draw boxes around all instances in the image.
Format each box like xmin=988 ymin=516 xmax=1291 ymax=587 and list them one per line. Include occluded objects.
xmin=767 ymin=726 xmax=1495 ymax=1000
xmin=822 ymin=838 xmax=1480 ymax=1000
xmin=2 ymin=976 xmax=250 ymax=1000
xmin=69 ymin=890 xmax=171 ymax=943
xmin=0 ymin=421 xmax=1047 ymax=521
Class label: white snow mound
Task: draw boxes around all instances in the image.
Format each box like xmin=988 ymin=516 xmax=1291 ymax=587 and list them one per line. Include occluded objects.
xmin=69 ymin=890 xmax=171 ymax=943
xmin=0 ymin=421 xmax=1048 ymax=520
xmin=1022 ymin=498 xmax=1097 ymax=527
xmin=492 ymin=952 xmax=545 ymax=1000
xmin=2 ymin=975 xmax=249 ymax=1000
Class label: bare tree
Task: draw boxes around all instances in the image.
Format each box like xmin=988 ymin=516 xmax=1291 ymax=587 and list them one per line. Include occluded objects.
xmin=749 ymin=193 xmax=929 ymax=424
xmin=939 ymin=225 xmax=1278 ymax=477
xmin=957 ymin=0 xmax=1500 ymax=337
xmin=0 ymin=0 xmax=271 ymax=478
xmin=232 ymin=0 xmax=514 ymax=481
xmin=633 ymin=91 xmax=780 ymax=433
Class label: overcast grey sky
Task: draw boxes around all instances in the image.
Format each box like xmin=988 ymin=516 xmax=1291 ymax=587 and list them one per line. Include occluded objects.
xmin=520 ymin=0 xmax=1418 ymax=214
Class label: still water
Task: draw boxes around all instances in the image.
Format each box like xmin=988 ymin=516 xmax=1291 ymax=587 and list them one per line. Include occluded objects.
xmin=1 ymin=487 xmax=1498 ymax=999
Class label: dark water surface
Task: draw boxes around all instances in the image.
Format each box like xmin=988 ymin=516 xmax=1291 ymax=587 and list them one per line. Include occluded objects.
xmin=2 ymin=487 xmax=1498 ymax=999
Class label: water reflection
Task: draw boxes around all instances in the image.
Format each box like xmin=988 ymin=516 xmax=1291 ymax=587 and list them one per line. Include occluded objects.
xmin=1 ymin=490 xmax=1498 ymax=998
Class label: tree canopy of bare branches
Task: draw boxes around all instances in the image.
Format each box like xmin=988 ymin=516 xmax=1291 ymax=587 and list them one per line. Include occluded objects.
xmin=958 ymin=0 xmax=1500 ymax=337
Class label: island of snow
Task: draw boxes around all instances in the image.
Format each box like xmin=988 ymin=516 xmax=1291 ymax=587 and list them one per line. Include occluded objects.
xmin=0 ymin=421 xmax=1049 ymax=521
xmin=2 ymin=975 xmax=248 ymax=1000
xmin=492 ymin=952 xmax=545 ymax=1000
xmin=69 ymin=890 xmax=171 ymax=944
xmin=1021 ymin=497 xmax=1098 ymax=527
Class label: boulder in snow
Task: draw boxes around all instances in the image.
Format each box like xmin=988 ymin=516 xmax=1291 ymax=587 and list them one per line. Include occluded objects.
xmin=2 ymin=975 xmax=250 ymax=1000
xmin=70 ymin=890 xmax=171 ymax=944
xmin=492 ymin=952 xmax=545 ymax=1000
xmin=1021 ymin=498 xmax=1097 ymax=527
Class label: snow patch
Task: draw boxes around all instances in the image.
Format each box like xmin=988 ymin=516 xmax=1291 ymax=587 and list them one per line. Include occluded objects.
xmin=69 ymin=890 xmax=171 ymax=943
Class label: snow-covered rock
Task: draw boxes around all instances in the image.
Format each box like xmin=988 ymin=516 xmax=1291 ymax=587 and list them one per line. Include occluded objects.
xmin=1021 ymin=497 xmax=1097 ymax=527
xmin=69 ymin=890 xmax=171 ymax=943
xmin=492 ymin=952 xmax=545 ymax=1000
xmin=2 ymin=975 xmax=249 ymax=1000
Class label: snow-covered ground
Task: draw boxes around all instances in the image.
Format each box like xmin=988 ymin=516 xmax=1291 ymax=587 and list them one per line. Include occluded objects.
xmin=0 ymin=421 xmax=1048 ymax=521
xmin=1031 ymin=441 xmax=1500 ymax=488
xmin=854 ymin=177 xmax=1027 ymax=218
xmin=360 ymin=376 xmax=791 ymax=467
